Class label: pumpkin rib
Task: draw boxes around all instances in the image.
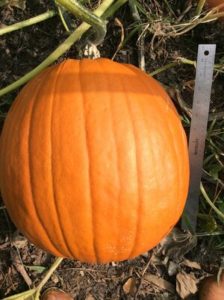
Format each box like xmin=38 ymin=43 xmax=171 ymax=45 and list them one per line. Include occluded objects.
xmin=134 ymin=70 xmax=188 ymax=221
xmin=2 ymin=70 xmax=63 ymax=256
xmin=49 ymin=61 xmax=76 ymax=258
xmin=27 ymin=71 xmax=64 ymax=254
xmin=0 ymin=69 xmax=48 ymax=198
xmin=123 ymin=76 xmax=164 ymax=258
xmin=165 ymin=119 xmax=182 ymax=218
xmin=128 ymin=88 xmax=164 ymax=258
xmin=146 ymin=77 xmax=183 ymax=218
xmin=126 ymin=97 xmax=156 ymax=258
xmin=109 ymin=95 xmax=120 ymax=261
xmin=121 ymin=84 xmax=141 ymax=259
xmin=122 ymin=63 xmax=182 ymax=252
xmin=106 ymin=87 xmax=120 ymax=261
xmin=79 ymin=60 xmax=98 ymax=262
xmin=98 ymin=59 xmax=125 ymax=261
xmin=141 ymin=78 xmax=180 ymax=221
xmin=55 ymin=59 xmax=86 ymax=260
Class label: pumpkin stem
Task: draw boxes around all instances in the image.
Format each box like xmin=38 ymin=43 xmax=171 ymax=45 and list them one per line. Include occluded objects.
xmin=0 ymin=10 xmax=57 ymax=36
xmin=56 ymin=0 xmax=107 ymax=45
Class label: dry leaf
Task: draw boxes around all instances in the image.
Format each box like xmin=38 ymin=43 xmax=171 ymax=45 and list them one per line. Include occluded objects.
xmin=123 ymin=277 xmax=137 ymax=295
xmin=157 ymin=228 xmax=197 ymax=261
xmin=168 ymin=261 xmax=178 ymax=276
xmin=0 ymin=0 xmax=26 ymax=9
xmin=176 ymin=272 xmax=198 ymax=299
xmin=85 ymin=294 xmax=95 ymax=300
xmin=182 ymin=259 xmax=201 ymax=270
xmin=12 ymin=235 xmax=28 ymax=249
xmin=51 ymin=273 xmax=59 ymax=284
xmin=10 ymin=247 xmax=32 ymax=287
xmin=9 ymin=0 xmax=26 ymax=9
xmin=150 ymin=253 xmax=162 ymax=265
xmin=144 ymin=274 xmax=175 ymax=294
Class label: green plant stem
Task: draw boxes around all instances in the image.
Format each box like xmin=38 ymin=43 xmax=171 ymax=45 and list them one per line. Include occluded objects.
xmin=56 ymin=0 xmax=106 ymax=45
xmin=0 ymin=0 xmax=115 ymax=97
xmin=200 ymin=183 xmax=224 ymax=221
xmin=57 ymin=5 xmax=71 ymax=32
xmin=196 ymin=0 xmax=206 ymax=15
xmin=196 ymin=231 xmax=224 ymax=237
xmin=3 ymin=257 xmax=63 ymax=299
xmin=0 ymin=10 xmax=56 ymax=36
xmin=177 ymin=57 xmax=196 ymax=67
xmin=103 ymin=0 xmax=128 ymax=19
xmin=178 ymin=56 xmax=223 ymax=72
xmin=150 ymin=62 xmax=179 ymax=76
xmin=3 ymin=289 xmax=36 ymax=300
xmin=163 ymin=0 xmax=176 ymax=17
xmin=34 ymin=257 xmax=64 ymax=300
xmin=129 ymin=0 xmax=145 ymax=71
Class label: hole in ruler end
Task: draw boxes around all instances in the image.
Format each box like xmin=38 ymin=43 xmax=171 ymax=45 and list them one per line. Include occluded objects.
xmin=204 ymin=50 xmax=209 ymax=56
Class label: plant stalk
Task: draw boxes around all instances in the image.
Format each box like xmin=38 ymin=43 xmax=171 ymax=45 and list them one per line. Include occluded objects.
xmin=0 ymin=10 xmax=56 ymax=36
xmin=34 ymin=257 xmax=64 ymax=300
xmin=56 ymin=0 xmax=106 ymax=45
xmin=103 ymin=0 xmax=128 ymax=19
xmin=129 ymin=0 xmax=145 ymax=71
xmin=200 ymin=183 xmax=224 ymax=221
xmin=196 ymin=0 xmax=206 ymax=15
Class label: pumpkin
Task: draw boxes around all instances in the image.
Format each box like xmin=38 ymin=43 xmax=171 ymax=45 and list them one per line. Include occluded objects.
xmin=207 ymin=0 xmax=224 ymax=10
xmin=199 ymin=273 xmax=224 ymax=300
xmin=41 ymin=289 xmax=73 ymax=300
xmin=0 ymin=59 xmax=189 ymax=263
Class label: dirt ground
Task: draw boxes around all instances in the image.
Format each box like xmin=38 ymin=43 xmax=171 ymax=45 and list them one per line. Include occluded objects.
xmin=0 ymin=1 xmax=224 ymax=299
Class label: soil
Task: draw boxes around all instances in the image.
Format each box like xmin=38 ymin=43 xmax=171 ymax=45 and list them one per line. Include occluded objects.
xmin=0 ymin=1 xmax=224 ymax=299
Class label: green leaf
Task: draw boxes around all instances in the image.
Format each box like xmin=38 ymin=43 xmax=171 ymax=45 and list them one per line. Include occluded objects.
xmin=25 ymin=265 xmax=46 ymax=274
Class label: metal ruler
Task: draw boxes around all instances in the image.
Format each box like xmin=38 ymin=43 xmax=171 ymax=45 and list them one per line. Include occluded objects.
xmin=181 ymin=44 xmax=216 ymax=232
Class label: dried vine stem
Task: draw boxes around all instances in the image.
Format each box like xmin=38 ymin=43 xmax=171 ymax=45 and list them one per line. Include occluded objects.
xmin=147 ymin=3 xmax=224 ymax=39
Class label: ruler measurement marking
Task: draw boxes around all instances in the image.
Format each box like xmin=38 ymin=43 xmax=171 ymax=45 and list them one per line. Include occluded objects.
xmin=181 ymin=44 xmax=216 ymax=232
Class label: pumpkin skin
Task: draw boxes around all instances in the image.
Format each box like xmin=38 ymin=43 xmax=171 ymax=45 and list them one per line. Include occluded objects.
xmin=207 ymin=0 xmax=224 ymax=10
xmin=0 ymin=59 xmax=189 ymax=263
xmin=199 ymin=273 xmax=224 ymax=300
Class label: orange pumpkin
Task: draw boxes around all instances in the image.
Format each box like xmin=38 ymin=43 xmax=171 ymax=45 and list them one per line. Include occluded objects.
xmin=0 ymin=59 xmax=189 ymax=263
xmin=207 ymin=0 xmax=224 ymax=10
xmin=41 ymin=289 xmax=73 ymax=300
xmin=199 ymin=273 xmax=224 ymax=300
